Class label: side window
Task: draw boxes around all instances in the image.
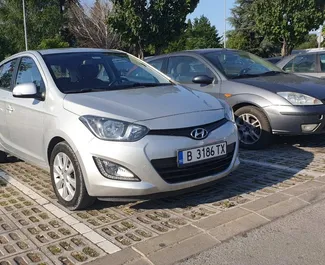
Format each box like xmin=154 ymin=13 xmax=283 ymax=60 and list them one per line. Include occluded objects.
xmin=148 ymin=58 xmax=164 ymax=71
xmin=319 ymin=54 xmax=325 ymax=72
xmin=292 ymin=54 xmax=316 ymax=73
xmin=283 ymin=60 xmax=293 ymax=72
xmin=166 ymin=56 xmax=214 ymax=83
xmin=16 ymin=57 xmax=44 ymax=92
xmin=0 ymin=60 xmax=17 ymax=91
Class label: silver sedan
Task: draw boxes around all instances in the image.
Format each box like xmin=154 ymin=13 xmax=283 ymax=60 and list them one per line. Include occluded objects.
xmin=0 ymin=48 xmax=239 ymax=210
xmin=146 ymin=49 xmax=325 ymax=150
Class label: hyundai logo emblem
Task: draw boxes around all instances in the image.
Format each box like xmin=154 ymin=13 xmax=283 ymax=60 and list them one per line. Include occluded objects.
xmin=190 ymin=128 xmax=208 ymax=140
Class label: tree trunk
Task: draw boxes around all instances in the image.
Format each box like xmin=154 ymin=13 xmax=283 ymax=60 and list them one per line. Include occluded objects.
xmin=281 ymin=40 xmax=288 ymax=57
xmin=155 ymin=46 xmax=162 ymax=55
xmin=136 ymin=41 xmax=144 ymax=59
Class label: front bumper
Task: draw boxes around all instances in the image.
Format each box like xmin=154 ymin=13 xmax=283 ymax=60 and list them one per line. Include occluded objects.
xmin=75 ymin=121 xmax=239 ymax=199
xmin=263 ymin=105 xmax=325 ymax=135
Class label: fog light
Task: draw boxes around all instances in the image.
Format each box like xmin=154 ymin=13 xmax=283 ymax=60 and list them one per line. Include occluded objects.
xmin=93 ymin=157 xmax=140 ymax=181
xmin=301 ymin=124 xmax=318 ymax=132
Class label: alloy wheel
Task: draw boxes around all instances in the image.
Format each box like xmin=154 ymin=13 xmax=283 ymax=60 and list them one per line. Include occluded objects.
xmin=53 ymin=152 xmax=76 ymax=202
xmin=236 ymin=113 xmax=263 ymax=145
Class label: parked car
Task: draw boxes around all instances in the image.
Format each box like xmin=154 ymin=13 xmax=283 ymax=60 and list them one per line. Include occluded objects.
xmin=0 ymin=48 xmax=239 ymax=210
xmin=146 ymin=49 xmax=325 ymax=149
xmin=276 ymin=48 xmax=325 ymax=78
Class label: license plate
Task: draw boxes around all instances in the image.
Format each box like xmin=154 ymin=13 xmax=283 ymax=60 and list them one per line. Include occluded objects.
xmin=177 ymin=142 xmax=227 ymax=166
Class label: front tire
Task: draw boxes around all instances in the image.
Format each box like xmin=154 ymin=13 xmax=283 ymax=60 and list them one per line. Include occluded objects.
xmin=235 ymin=106 xmax=272 ymax=150
xmin=50 ymin=141 xmax=95 ymax=210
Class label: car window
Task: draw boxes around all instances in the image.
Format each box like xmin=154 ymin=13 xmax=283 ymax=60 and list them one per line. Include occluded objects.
xmin=283 ymin=60 xmax=293 ymax=72
xmin=113 ymin=57 xmax=156 ymax=83
xmin=166 ymin=56 xmax=214 ymax=83
xmin=16 ymin=57 xmax=45 ymax=93
xmin=42 ymin=52 xmax=171 ymax=93
xmin=0 ymin=59 xmax=17 ymax=91
xmin=319 ymin=54 xmax=325 ymax=72
xmin=203 ymin=51 xmax=282 ymax=79
xmin=148 ymin=58 xmax=164 ymax=71
xmin=292 ymin=54 xmax=316 ymax=73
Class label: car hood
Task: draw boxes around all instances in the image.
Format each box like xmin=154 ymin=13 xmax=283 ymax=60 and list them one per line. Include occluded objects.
xmin=232 ymin=73 xmax=325 ymax=99
xmin=63 ymin=84 xmax=223 ymax=122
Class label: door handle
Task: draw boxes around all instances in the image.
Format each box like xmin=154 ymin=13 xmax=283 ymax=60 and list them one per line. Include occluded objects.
xmin=6 ymin=105 xmax=14 ymax=112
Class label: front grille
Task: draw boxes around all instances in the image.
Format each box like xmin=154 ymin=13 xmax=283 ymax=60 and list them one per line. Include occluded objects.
xmin=148 ymin=118 xmax=228 ymax=139
xmin=151 ymin=143 xmax=236 ymax=184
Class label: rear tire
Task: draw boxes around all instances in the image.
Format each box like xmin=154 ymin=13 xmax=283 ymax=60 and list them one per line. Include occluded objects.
xmin=50 ymin=141 xmax=95 ymax=210
xmin=235 ymin=106 xmax=272 ymax=150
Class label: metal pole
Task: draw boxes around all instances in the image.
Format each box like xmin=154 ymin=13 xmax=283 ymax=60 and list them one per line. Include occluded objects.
xmin=22 ymin=0 xmax=28 ymax=50
xmin=224 ymin=0 xmax=226 ymax=48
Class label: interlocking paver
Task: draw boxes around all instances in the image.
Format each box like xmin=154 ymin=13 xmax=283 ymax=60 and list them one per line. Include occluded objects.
xmin=42 ymin=235 xmax=105 ymax=265
xmin=95 ymin=219 xmax=158 ymax=248
xmin=22 ymin=219 xmax=78 ymax=247
xmin=0 ymin=230 xmax=36 ymax=257
xmin=0 ymin=250 xmax=53 ymax=265
xmin=1 ymin=135 xmax=325 ymax=264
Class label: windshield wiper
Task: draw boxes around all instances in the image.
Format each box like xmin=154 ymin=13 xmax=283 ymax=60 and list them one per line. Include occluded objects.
xmin=64 ymin=87 xmax=109 ymax=94
xmin=258 ymin=71 xmax=285 ymax=76
xmin=115 ymin=82 xmax=172 ymax=89
xmin=231 ymin=73 xmax=260 ymax=79
xmin=231 ymin=71 xmax=285 ymax=79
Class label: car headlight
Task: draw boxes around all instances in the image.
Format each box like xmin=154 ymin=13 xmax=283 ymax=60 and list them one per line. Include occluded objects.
xmin=80 ymin=115 xmax=149 ymax=141
xmin=277 ymin=92 xmax=323 ymax=106
xmin=219 ymin=99 xmax=235 ymax=122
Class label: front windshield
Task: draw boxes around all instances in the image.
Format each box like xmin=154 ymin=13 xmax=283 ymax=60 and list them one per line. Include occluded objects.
xmin=203 ymin=50 xmax=284 ymax=79
xmin=42 ymin=52 xmax=172 ymax=93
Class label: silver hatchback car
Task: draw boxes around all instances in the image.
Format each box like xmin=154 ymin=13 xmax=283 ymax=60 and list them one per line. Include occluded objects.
xmin=0 ymin=48 xmax=239 ymax=210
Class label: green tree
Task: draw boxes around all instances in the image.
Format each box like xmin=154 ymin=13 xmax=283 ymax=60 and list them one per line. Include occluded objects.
xmin=165 ymin=16 xmax=222 ymax=53
xmin=37 ymin=36 xmax=69 ymax=49
xmin=185 ymin=16 xmax=222 ymax=50
xmin=252 ymin=0 xmax=325 ymax=56
xmin=109 ymin=0 xmax=199 ymax=58
xmin=0 ymin=0 xmax=67 ymax=57
xmin=227 ymin=0 xmax=280 ymax=57
xmin=295 ymin=34 xmax=318 ymax=49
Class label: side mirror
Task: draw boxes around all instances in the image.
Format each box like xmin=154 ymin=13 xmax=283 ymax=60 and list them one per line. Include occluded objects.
xmin=13 ymin=83 xmax=44 ymax=100
xmin=192 ymin=75 xmax=214 ymax=85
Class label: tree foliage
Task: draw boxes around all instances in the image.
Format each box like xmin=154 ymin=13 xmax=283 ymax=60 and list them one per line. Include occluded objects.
xmin=37 ymin=36 xmax=69 ymax=49
xmin=252 ymin=0 xmax=325 ymax=56
xmin=166 ymin=16 xmax=222 ymax=53
xmin=228 ymin=0 xmax=280 ymax=57
xmin=295 ymin=34 xmax=318 ymax=49
xmin=0 ymin=0 xmax=71 ymax=59
xmin=109 ymin=0 xmax=199 ymax=58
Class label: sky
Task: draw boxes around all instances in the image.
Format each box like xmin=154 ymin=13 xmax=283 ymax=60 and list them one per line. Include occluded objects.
xmin=81 ymin=0 xmax=236 ymax=36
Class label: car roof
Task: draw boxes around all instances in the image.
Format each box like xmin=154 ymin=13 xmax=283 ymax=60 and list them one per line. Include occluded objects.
xmin=145 ymin=48 xmax=238 ymax=61
xmin=37 ymin=48 xmax=125 ymax=55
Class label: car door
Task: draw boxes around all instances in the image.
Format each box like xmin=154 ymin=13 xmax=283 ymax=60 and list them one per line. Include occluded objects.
xmin=5 ymin=56 xmax=46 ymax=164
xmin=0 ymin=59 xmax=19 ymax=151
xmin=165 ymin=55 xmax=220 ymax=96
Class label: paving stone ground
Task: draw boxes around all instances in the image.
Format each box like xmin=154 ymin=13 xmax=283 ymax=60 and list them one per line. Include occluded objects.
xmin=1 ymin=135 xmax=325 ymax=265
